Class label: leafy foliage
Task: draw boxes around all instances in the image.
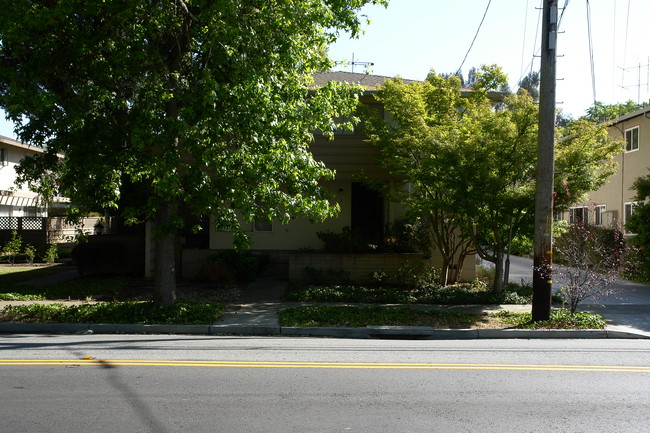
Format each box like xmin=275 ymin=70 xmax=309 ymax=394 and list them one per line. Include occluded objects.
xmin=200 ymin=250 xmax=260 ymax=285
xmin=1 ymin=301 xmax=225 ymax=325
xmin=0 ymin=0 xmax=386 ymax=304
xmin=284 ymin=280 xmax=537 ymax=305
xmin=363 ymin=67 xmax=623 ymax=293
xmin=626 ymin=173 xmax=650 ymax=282
xmin=491 ymin=309 xmax=606 ymax=329
xmin=580 ymin=100 xmax=645 ymax=123
xmin=279 ymin=305 xmax=480 ymax=328
xmin=553 ymin=223 xmax=635 ymax=313
xmin=2 ymin=231 xmax=22 ymax=265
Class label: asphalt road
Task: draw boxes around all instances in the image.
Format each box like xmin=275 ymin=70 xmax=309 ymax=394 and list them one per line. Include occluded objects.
xmin=1 ymin=335 xmax=649 ymax=433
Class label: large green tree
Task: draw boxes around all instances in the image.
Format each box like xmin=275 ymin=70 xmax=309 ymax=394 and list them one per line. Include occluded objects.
xmin=0 ymin=0 xmax=386 ymax=305
xmin=365 ymin=66 xmax=622 ymax=293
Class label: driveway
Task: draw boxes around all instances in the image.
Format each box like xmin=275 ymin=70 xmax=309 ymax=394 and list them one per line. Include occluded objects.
xmin=502 ymin=255 xmax=650 ymax=336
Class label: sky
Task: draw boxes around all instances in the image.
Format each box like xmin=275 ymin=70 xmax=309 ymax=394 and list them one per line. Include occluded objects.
xmin=328 ymin=0 xmax=650 ymax=118
xmin=1 ymin=0 xmax=649 ymax=139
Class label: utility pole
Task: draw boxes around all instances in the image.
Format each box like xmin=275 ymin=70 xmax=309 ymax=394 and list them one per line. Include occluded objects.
xmin=532 ymin=0 xmax=557 ymax=321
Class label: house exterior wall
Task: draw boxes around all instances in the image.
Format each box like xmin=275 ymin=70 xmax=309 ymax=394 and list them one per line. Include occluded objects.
xmin=557 ymin=109 xmax=650 ymax=229
xmin=0 ymin=136 xmax=44 ymax=216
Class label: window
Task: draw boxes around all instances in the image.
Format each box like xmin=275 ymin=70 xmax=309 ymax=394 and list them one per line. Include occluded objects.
xmin=625 ymin=126 xmax=639 ymax=152
xmin=594 ymin=204 xmax=606 ymax=226
xmin=253 ymin=220 xmax=273 ymax=232
xmin=569 ymin=206 xmax=588 ymax=224
xmin=625 ymin=202 xmax=641 ymax=227
xmin=0 ymin=148 xmax=7 ymax=166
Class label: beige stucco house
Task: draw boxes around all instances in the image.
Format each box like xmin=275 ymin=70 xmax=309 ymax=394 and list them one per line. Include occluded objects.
xmin=556 ymin=106 xmax=650 ymax=230
xmin=176 ymin=72 xmax=477 ymax=282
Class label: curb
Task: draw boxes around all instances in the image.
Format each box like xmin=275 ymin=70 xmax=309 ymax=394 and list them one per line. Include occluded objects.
xmin=0 ymin=323 xmax=648 ymax=339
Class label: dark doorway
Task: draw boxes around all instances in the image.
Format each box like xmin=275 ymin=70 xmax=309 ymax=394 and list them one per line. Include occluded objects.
xmin=351 ymin=182 xmax=384 ymax=243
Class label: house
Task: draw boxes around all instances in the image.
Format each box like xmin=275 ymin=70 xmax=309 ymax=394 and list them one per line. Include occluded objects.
xmin=556 ymin=107 xmax=650 ymax=231
xmin=0 ymin=135 xmax=93 ymax=249
xmin=178 ymin=72 xmax=477 ymax=282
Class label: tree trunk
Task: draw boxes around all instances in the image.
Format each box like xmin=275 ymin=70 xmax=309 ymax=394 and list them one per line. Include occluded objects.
xmin=492 ymin=249 xmax=504 ymax=294
xmin=153 ymin=203 xmax=176 ymax=306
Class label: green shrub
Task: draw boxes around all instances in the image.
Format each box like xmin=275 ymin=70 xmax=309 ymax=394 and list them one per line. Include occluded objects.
xmin=2 ymin=300 xmax=225 ymax=325
xmin=200 ymin=250 xmax=259 ymax=285
xmin=23 ymin=244 xmax=36 ymax=265
xmin=491 ymin=309 xmax=606 ymax=329
xmin=2 ymin=231 xmax=22 ymax=265
xmin=371 ymin=261 xmax=439 ymax=289
xmin=44 ymin=244 xmax=59 ymax=264
xmin=317 ymin=227 xmax=371 ymax=253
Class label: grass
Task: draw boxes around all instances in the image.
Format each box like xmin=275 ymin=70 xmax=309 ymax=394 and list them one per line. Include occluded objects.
xmin=284 ymin=280 xmax=547 ymax=305
xmin=0 ymin=264 xmax=71 ymax=284
xmin=279 ymin=306 xmax=606 ymax=330
xmin=1 ymin=301 xmax=225 ymax=325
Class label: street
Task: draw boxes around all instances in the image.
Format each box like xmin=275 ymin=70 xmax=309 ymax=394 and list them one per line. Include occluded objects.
xmin=1 ymin=335 xmax=649 ymax=432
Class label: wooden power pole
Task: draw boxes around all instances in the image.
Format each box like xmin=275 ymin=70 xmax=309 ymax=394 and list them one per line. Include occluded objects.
xmin=532 ymin=0 xmax=557 ymax=321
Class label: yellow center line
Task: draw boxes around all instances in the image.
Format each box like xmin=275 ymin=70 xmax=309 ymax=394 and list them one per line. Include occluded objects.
xmin=0 ymin=359 xmax=649 ymax=372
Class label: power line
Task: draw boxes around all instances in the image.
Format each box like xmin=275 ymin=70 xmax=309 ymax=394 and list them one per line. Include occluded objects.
xmin=586 ymin=0 xmax=597 ymax=104
xmin=456 ymin=0 xmax=492 ymax=74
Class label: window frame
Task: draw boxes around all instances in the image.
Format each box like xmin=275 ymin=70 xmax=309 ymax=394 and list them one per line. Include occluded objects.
xmin=569 ymin=206 xmax=588 ymax=224
xmin=625 ymin=126 xmax=639 ymax=152
xmin=594 ymin=204 xmax=606 ymax=226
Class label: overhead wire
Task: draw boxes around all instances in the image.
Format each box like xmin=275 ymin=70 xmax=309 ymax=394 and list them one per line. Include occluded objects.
xmin=456 ymin=0 xmax=492 ymax=74
xmin=586 ymin=0 xmax=597 ymax=104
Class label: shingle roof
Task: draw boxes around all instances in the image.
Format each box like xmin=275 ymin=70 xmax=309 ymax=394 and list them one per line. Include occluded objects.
xmin=312 ymin=71 xmax=416 ymax=90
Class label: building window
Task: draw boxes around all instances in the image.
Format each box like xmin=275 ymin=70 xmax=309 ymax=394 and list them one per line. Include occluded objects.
xmin=253 ymin=220 xmax=273 ymax=232
xmin=0 ymin=148 xmax=7 ymax=166
xmin=569 ymin=206 xmax=588 ymax=224
xmin=594 ymin=204 xmax=606 ymax=226
xmin=624 ymin=201 xmax=641 ymax=228
xmin=625 ymin=126 xmax=639 ymax=152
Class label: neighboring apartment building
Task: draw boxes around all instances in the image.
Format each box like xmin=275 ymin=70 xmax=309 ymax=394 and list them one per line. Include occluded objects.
xmin=0 ymin=135 xmax=57 ymax=217
xmin=558 ymin=106 xmax=650 ymax=230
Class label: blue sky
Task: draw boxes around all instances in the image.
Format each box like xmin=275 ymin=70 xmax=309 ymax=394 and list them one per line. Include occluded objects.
xmin=2 ymin=0 xmax=649 ymax=139
xmin=328 ymin=0 xmax=650 ymax=118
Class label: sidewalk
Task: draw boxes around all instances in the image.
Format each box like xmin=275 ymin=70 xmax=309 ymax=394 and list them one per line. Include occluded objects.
xmin=1 ymin=272 xmax=649 ymax=339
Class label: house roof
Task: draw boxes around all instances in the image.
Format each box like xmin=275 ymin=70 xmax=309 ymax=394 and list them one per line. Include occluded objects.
xmin=312 ymin=71 xmax=416 ymax=90
xmin=612 ymin=106 xmax=650 ymax=124
xmin=0 ymin=135 xmax=44 ymax=153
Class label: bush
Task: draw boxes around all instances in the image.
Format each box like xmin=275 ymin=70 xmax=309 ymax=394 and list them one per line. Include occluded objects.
xmin=553 ymin=223 xmax=634 ymax=313
xmin=23 ymin=244 xmax=36 ymax=265
xmin=371 ymin=261 xmax=439 ymax=289
xmin=2 ymin=231 xmax=22 ymax=265
xmin=44 ymin=244 xmax=59 ymax=264
xmin=200 ymin=250 xmax=259 ymax=285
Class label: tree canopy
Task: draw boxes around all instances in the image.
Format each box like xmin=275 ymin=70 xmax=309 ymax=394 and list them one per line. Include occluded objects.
xmin=580 ymin=100 xmax=645 ymax=123
xmin=364 ymin=66 xmax=623 ymax=292
xmin=0 ymin=0 xmax=387 ymax=304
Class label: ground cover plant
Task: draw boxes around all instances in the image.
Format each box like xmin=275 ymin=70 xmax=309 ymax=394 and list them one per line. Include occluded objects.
xmin=490 ymin=309 xmax=606 ymax=329
xmin=1 ymin=301 xmax=225 ymax=325
xmin=284 ymin=280 xmax=544 ymax=305
xmin=279 ymin=305 xmax=606 ymax=330
xmin=0 ymin=275 xmax=138 ymax=301
xmin=279 ymin=305 xmax=487 ymax=328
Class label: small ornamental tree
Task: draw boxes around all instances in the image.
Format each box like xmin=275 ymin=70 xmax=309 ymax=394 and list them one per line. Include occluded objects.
xmin=554 ymin=223 xmax=634 ymax=313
